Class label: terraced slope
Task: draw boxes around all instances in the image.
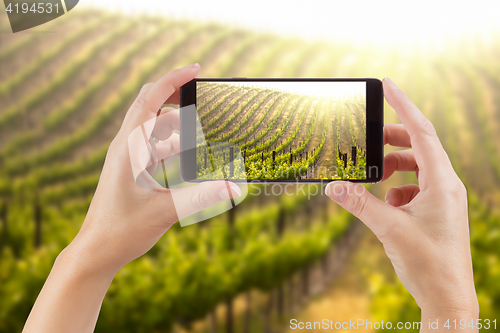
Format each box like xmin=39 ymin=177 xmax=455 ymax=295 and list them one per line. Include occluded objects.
xmin=0 ymin=9 xmax=499 ymax=333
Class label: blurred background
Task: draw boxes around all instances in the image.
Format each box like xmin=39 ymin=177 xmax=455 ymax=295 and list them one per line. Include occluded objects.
xmin=1 ymin=1 xmax=500 ymax=332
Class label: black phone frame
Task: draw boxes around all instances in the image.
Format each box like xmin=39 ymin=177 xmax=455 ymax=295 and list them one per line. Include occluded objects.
xmin=180 ymin=78 xmax=383 ymax=183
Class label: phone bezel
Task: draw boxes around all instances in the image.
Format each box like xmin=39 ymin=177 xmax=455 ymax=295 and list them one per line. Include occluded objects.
xmin=180 ymin=78 xmax=383 ymax=183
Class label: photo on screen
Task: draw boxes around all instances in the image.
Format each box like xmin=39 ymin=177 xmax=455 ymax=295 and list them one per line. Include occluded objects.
xmin=195 ymin=81 xmax=366 ymax=181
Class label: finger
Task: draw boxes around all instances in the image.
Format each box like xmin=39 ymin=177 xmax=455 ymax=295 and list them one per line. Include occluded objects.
xmin=153 ymin=108 xmax=180 ymax=140
xmin=144 ymin=134 xmax=180 ymax=175
xmin=325 ymin=181 xmax=406 ymax=238
xmin=138 ymin=82 xmax=154 ymax=98
xmin=121 ymin=83 xmax=155 ymax=129
xmin=383 ymin=124 xmax=411 ymax=147
xmin=168 ymin=181 xmax=242 ymax=220
xmin=146 ymin=63 xmax=200 ymax=113
xmin=383 ymin=77 xmax=454 ymax=188
xmin=155 ymin=133 xmax=180 ymax=160
xmin=126 ymin=64 xmax=200 ymax=130
xmin=127 ymin=118 xmax=158 ymax=181
xmin=159 ymin=106 xmax=176 ymax=116
xmin=385 ymin=184 xmax=420 ymax=207
xmin=382 ymin=150 xmax=418 ymax=181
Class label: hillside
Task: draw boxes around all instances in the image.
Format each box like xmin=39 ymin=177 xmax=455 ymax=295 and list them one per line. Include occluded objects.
xmin=0 ymin=9 xmax=500 ymax=332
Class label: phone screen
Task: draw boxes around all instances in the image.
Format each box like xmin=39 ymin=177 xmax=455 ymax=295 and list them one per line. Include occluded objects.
xmin=194 ymin=80 xmax=367 ymax=181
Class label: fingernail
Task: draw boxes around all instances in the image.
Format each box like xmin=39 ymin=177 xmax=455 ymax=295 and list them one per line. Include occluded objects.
xmin=383 ymin=77 xmax=397 ymax=89
xmin=218 ymin=184 xmax=242 ymax=200
xmin=325 ymin=183 xmax=347 ymax=204
xmin=183 ymin=63 xmax=199 ymax=69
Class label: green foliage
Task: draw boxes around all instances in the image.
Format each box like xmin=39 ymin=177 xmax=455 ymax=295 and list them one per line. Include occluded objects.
xmin=196 ymin=82 xmax=367 ymax=180
xmin=0 ymin=9 xmax=499 ymax=333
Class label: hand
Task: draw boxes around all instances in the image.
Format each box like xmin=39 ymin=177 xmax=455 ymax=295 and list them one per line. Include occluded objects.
xmin=325 ymin=78 xmax=478 ymax=331
xmin=23 ymin=64 xmax=241 ymax=333
xmin=71 ymin=63 xmax=241 ymax=275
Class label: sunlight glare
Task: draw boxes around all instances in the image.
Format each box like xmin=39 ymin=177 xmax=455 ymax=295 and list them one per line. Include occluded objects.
xmin=81 ymin=0 xmax=500 ymax=47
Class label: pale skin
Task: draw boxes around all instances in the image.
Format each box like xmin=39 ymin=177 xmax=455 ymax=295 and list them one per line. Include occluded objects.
xmin=326 ymin=78 xmax=479 ymax=332
xmin=23 ymin=67 xmax=478 ymax=332
xmin=22 ymin=64 xmax=241 ymax=333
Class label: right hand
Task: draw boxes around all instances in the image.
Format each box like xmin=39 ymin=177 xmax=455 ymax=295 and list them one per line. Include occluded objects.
xmin=325 ymin=78 xmax=478 ymax=328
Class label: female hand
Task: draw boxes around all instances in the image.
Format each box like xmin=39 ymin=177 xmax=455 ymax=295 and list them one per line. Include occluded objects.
xmin=74 ymin=63 xmax=240 ymax=274
xmin=325 ymin=78 xmax=478 ymax=332
xmin=23 ymin=64 xmax=241 ymax=333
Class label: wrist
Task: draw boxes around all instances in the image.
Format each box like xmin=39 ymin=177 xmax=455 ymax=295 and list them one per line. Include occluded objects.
xmin=420 ymin=287 xmax=479 ymax=317
xmin=420 ymin=299 xmax=479 ymax=333
xmin=58 ymin=236 xmax=121 ymax=282
xmin=23 ymin=238 xmax=117 ymax=332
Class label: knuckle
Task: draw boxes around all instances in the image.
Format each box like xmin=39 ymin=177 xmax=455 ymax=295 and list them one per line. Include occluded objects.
xmin=192 ymin=192 xmax=211 ymax=211
xmin=135 ymin=83 xmax=157 ymax=113
xmin=417 ymin=117 xmax=437 ymax=137
xmin=168 ymin=68 xmax=182 ymax=77
xmin=141 ymin=83 xmax=153 ymax=93
xmin=107 ymin=137 xmax=119 ymax=156
xmin=135 ymin=92 xmax=148 ymax=109
xmin=435 ymin=178 xmax=467 ymax=202
xmin=107 ymin=137 xmax=127 ymax=160
xmin=460 ymin=181 xmax=467 ymax=195
xmin=391 ymin=151 xmax=402 ymax=169
xmin=377 ymin=220 xmax=403 ymax=243
xmin=449 ymin=179 xmax=467 ymax=198
xmin=345 ymin=191 xmax=368 ymax=217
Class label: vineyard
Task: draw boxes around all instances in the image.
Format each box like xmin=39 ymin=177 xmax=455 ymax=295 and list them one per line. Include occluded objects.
xmin=195 ymin=82 xmax=367 ymax=180
xmin=0 ymin=7 xmax=499 ymax=333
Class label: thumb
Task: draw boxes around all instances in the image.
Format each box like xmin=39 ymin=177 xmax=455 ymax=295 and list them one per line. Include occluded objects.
xmin=169 ymin=181 xmax=242 ymax=221
xmin=325 ymin=181 xmax=404 ymax=237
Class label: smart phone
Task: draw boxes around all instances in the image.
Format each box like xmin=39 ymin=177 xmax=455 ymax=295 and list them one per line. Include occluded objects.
xmin=180 ymin=78 xmax=383 ymax=183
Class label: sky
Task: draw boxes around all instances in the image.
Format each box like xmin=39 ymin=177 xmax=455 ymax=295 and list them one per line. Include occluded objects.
xmin=80 ymin=0 xmax=500 ymax=46
xmin=208 ymin=81 xmax=366 ymax=99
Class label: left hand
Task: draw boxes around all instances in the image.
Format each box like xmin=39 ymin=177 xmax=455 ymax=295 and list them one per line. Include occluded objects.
xmin=23 ymin=64 xmax=241 ymax=333
xmin=69 ymin=63 xmax=241 ymax=276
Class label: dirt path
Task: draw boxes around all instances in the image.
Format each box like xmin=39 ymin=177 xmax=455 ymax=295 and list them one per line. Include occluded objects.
xmin=348 ymin=102 xmax=366 ymax=149
xmin=448 ymin=69 xmax=497 ymax=193
xmin=261 ymin=42 xmax=312 ymax=78
xmin=65 ymin=25 xmax=254 ymax=163
xmin=338 ymin=102 xmax=352 ymax=156
xmin=258 ymin=96 xmax=302 ymax=145
xmin=285 ymin=100 xmax=318 ymax=153
xmin=200 ymin=87 xmax=252 ymax=122
xmin=0 ymin=20 xmax=144 ymax=151
xmin=222 ymin=36 xmax=276 ymax=77
xmin=0 ymin=11 xmax=100 ymax=83
xmin=475 ymin=69 xmax=500 ymax=163
xmin=198 ymin=32 xmax=250 ymax=77
xmin=310 ymin=101 xmax=336 ymax=179
xmin=237 ymin=94 xmax=292 ymax=147
xmin=17 ymin=24 xmax=181 ymax=157
xmin=281 ymin=222 xmax=395 ymax=333
xmin=229 ymin=92 xmax=286 ymax=143
xmin=2 ymin=17 xmax=120 ymax=110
